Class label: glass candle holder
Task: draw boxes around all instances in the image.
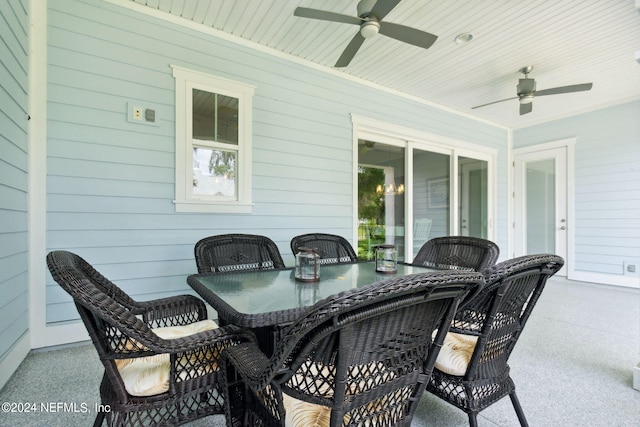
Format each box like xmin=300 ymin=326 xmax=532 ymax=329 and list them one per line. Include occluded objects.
xmin=375 ymin=244 xmax=397 ymax=274
xmin=295 ymin=247 xmax=320 ymax=282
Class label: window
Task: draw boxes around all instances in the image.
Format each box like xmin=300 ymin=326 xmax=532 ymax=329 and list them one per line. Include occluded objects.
xmin=172 ymin=65 xmax=255 ymax=213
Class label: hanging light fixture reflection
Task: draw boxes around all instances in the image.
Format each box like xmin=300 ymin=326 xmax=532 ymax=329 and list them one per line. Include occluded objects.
xmin=376 ymin=183 xmax=404 ymax=196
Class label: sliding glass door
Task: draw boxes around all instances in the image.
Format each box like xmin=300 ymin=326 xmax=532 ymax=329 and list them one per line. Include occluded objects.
xmin=356 ymin=132 xmax=493 ymax=262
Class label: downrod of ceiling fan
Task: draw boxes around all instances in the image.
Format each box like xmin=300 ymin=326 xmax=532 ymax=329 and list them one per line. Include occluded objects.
xmin=519 ymin=65 xmax=533 ymax=76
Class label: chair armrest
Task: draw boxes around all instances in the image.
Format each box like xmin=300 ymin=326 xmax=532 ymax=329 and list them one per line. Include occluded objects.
xmin=139 ymin=295 xmax=208 ymax=327
xmin=155 ymin=325 xmax=255 ymax=354
xmin=167 ymin=326 xmax=257 ymax=384
xmin=109 ymin=324 xmax=254 ymax=359
xmin=222 ymin=341 xmax=273 ymax=390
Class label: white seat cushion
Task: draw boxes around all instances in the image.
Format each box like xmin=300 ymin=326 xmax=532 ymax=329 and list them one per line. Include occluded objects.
xmin=433 ymin=332 xmax=478 ymax=376
xmin=283 ymin=394 xmax=330 ymax=427
xmin=115 ymin=319 xmax=218 ymax=397
xmin=281 ymin=361 xmax=399 ymax=427
xmin=282 ymin=388 xmax=409 ymax=427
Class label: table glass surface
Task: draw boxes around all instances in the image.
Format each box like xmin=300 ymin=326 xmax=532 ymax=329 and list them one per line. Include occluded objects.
xmin=188 ymin=262 xmax=434 ymax=315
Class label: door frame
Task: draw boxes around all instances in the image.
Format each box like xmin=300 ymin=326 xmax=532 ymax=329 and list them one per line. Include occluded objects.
xmin=513 ymin=138 xmax=575 ymax=276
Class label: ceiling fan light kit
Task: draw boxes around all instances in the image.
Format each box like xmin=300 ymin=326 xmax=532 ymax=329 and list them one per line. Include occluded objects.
xmin=519 ymin=95 xmax=534 ymax=105
xmin=360 ymin=20 xmax=380 ymax=38
xmin=293 ymin=0 xmax=438 ymax=67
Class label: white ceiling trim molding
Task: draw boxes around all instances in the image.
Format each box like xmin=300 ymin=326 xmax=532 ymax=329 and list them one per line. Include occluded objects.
xmin=105 ymin=0 xmax=507 ymax=130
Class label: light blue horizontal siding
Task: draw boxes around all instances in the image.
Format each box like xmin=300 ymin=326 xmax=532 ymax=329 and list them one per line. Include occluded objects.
xmin=514 ymin=101 xmax=640 ymax=276
xmin=45 ymin=0 xmax=508 ymax=324
xmin=0 ymin=0 xmax=29 ymax=360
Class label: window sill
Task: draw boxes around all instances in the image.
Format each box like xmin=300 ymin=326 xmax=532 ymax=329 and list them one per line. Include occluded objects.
xmin=173 ymin=200 xmax=253 ymax=214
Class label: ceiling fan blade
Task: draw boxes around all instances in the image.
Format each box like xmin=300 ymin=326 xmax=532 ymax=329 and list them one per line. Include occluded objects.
xmin=335 ymin=33 xmax=366 ymax=67
xmin=520 ymin=102 xmax=533 ymax=115
xmin=472 ymin=96 xmax=518 ymax=109
xmin=379 ymin=22 xmax=438 ymax=49
xmin=370 ymin=0 xmax=401 ymax=21
xmin=293 ymin=7 xmax=361 ymax=25
xmin=534 ymin=83 xmax=593 ymax=97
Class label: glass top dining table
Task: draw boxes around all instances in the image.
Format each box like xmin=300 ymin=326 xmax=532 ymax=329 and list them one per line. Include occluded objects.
xmin=187 ymin=261 xmax=436 ymax=330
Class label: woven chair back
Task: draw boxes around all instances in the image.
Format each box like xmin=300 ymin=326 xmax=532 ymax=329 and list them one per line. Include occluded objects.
xmin=290 ymin=233 xmax=358 ymax=264
xmin=453 ymin=254 xmax=564 ymax=379
xmin=252 ymin=270 xmax=484 ymax=426
xmin=195 ymin=233 xmax=286 ymax=274
xmin=413 ymin=236 xmax=499 ymax=272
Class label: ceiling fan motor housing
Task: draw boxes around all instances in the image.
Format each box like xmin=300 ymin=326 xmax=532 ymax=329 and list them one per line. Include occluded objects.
xmin=517 ymin=78 xmax=536 ymax=103
xmin=357 ymin=0 xmax=377 ymax=18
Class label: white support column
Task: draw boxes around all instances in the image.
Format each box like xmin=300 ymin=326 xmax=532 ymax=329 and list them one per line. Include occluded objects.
xmin=28 ymin=0 xmax=48 ymax=348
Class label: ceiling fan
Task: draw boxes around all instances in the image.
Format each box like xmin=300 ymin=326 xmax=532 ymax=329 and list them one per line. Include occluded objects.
xmin=293 ymin=0 xmax=437 ymax=67
xmin=472 ymin=66 xmax=593 ymax=115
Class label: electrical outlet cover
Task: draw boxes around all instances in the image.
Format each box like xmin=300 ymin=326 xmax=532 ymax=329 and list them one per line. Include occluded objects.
xmin=623 ymin=261 xmax=640 ymax=277
xmin=127 ymin=102 xmax=160 ymax=126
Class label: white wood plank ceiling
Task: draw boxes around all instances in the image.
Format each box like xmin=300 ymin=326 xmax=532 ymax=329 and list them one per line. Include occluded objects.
xmin=124 ymin=0 xmax=640 ymax=128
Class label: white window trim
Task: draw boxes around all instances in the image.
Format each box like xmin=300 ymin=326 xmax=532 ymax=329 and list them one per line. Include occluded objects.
xmin=172 ymin=64 xmax=255 ymax=213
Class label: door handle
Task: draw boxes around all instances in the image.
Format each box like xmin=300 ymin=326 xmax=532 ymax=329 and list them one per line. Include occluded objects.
xmin=559 ymin=226 xmax=566 ymax=230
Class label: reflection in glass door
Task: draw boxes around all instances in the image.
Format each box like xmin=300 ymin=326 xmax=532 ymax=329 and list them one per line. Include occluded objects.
xmin=412 ymin=149 xmax=450 ymax=253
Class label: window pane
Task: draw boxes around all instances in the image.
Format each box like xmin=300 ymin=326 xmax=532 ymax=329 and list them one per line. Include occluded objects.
xmin=458 ymin=157 xmax=488 ymax=238
xmin=217 ymin=95 xmax=238 ymax=144
xmin=192 ymin=89 xmax=238 ymax=144
xmin=192 ymin=147 xmax=237 ymax=198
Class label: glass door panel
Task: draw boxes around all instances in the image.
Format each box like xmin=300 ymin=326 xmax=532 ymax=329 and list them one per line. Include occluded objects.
xmin=357 ymin=140 xmax=405 ymax=260
xmin=412 ymin=149 xmax=450 ymax=254
xmin=525 ymin=159 xmax=556 ymax=253
xmin=458 ymin=157 xmax=488 ymax=238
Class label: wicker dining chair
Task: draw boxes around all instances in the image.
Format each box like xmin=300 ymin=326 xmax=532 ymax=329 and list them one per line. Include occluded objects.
xmin=426 ymin=254 xmax=564 ymax=427
xmin=46 ymin=250 xmax=254 ymax=427
xmin=194 ymin=233 xmax=286 ymax=274
xmin=412 ymin=236 xmax=500 ymax=272
xmin=221 ymin=270 xmax=484 ymax=427
xmin=290 ymin=233 xmax=358 ymax=264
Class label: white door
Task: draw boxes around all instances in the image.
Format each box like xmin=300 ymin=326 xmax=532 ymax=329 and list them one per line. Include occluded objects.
xmin=514 ymin=145 xmax=569 ymax=275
